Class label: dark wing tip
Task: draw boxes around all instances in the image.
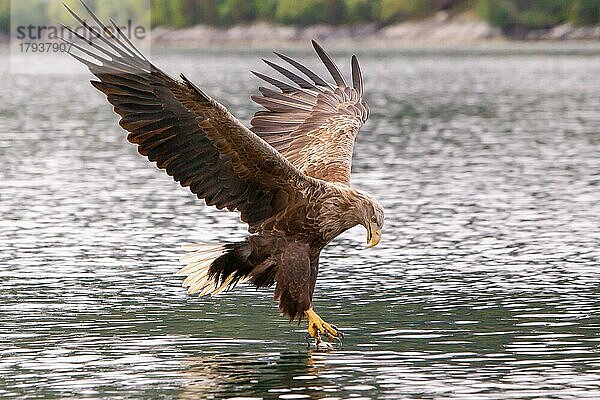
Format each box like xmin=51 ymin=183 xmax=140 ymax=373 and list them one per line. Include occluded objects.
xmin=351 ymin=54 xmax=363 ymax=97
xmin=311 ymin=40 xmax=347 ymax=88
xmin=273 ymin=50 xmax=332 ymax=89
xmin=180 ymin=73 xmax=211 ymax=101
xmin=262 ymin=58 xmax=318 ymax=90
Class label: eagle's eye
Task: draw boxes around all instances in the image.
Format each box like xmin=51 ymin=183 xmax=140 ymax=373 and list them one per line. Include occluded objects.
xmin=370 ymin=215 xmax=377 ymax=223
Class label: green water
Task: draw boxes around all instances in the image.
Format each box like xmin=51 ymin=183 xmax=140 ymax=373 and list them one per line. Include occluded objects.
xmin=1 ymin=45 xmax=599 ymax=399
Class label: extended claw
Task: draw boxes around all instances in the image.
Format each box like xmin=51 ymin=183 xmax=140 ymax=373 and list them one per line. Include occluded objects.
xmin=330 ymin=326 xmax=344 ymax=345
xmin=332 ymin=325 xmax=345 ymax=342
xmin=304 ymin=308 xmax=343 ymax=348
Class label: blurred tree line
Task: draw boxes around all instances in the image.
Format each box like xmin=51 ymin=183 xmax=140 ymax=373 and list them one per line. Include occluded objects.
xmin=147 ymin=0 xmax=600 ymax=28
xmin=0 ymin=0 xmax=598 ymax=33
xmin=477 ymin=0 xmax=600 ymax=29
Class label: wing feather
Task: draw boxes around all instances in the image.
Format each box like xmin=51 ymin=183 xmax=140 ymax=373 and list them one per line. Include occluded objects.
xmin=263 ymin=59 xmax=320 ymax=91
xmin=311 ymin=40 xmax=347 ymax=88
xmin=251 ymin=42 xmax=368 ymax=185
xmin=351 ymin=55 xmax=363 ymax=96
xmin=274 ymin=51 xmax=333 ymax=89
xmin=64 ymin=1 xmax=311 ymax=232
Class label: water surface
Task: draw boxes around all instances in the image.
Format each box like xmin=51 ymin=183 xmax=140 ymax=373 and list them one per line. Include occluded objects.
xmin=1 ymin=46 xmax=599 ymax=399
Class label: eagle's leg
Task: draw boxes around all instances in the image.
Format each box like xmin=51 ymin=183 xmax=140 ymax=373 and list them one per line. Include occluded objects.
xmin=304 ymin=308 xmax=343 ymax=346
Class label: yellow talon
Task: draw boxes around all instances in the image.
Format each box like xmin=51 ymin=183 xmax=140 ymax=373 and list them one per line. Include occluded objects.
xmin=304 ymin=308 xmax=343 ymax=346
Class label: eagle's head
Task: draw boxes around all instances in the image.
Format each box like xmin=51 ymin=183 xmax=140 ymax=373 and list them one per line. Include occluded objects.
xmin=354 ymin=190 xmax=385 ymax=248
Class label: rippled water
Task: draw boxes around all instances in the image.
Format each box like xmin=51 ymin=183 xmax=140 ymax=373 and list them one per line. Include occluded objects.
xmin=1 ymin=45 xmax=599 ymax=399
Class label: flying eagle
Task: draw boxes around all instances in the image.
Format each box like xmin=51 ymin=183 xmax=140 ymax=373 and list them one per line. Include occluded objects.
xmin=63 ymin=2 xmax=384 ymax=345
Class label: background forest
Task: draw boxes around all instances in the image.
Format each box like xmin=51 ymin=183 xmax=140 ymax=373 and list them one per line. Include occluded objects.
xmin=1 ymin=0 xmax=599 ymax=34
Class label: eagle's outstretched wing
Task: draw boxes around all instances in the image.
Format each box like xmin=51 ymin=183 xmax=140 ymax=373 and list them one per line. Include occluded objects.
xmin=250 ymin=41 xmax=369 ymax=186
xmin=62 ymin=2 xmax=309 ymax=232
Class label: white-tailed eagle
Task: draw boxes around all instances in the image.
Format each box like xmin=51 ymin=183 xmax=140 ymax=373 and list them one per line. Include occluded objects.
xmin=63 ymin=1 xmax=384 ymax=346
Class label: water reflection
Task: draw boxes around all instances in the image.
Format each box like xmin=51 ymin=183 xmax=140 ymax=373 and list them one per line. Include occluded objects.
xmin=1 ymin=46 xmax=600 ymax=398
xmin=180 ymin=352 xmax=317 ymax=399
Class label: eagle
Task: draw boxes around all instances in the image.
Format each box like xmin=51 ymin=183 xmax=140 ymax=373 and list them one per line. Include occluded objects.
xmin=63 ymin=2 xmax=384 ymax=346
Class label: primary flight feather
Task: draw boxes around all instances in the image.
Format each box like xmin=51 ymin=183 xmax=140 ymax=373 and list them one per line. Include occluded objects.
xmin=63 ymin=1 xmax=384 ymax=346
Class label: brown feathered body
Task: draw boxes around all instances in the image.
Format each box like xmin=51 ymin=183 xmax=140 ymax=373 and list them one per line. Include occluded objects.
xmin=207 ymin=182 xmax=370 ymax=320
xmin=63 ymin=2 xmax=384 ymax=322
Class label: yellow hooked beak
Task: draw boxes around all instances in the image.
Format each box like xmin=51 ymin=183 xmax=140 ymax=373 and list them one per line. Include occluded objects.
xmin=367 ymin=223 xmax=381 ymax=247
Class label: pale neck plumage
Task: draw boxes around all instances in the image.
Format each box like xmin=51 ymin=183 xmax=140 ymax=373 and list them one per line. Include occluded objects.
xmin=317 ymin=185 xmax=365 ymax=243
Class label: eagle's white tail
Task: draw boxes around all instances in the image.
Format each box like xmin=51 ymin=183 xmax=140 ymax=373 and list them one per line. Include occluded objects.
xmin=177 ymin=243 xmax=250 ymax=297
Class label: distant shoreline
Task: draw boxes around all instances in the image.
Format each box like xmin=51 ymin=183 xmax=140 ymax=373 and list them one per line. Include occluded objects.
xmin=150 ymin=12 xmax=600 ymax=48
xmin=1 ymin=12 xmax=598 ymax=48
